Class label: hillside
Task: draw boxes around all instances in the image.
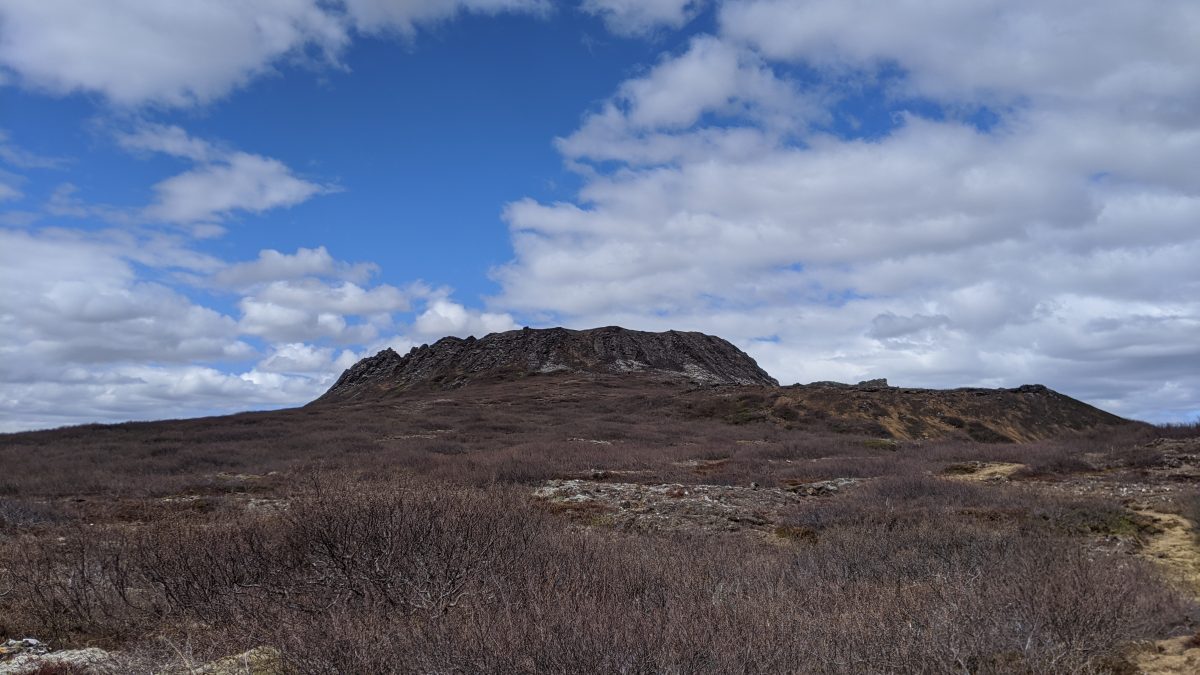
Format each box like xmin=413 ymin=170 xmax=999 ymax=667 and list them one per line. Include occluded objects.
xmin=314 ymin=326 xmax=1133 ymax=443
xmin=752 ymin=380 xmax=1131 ymax=442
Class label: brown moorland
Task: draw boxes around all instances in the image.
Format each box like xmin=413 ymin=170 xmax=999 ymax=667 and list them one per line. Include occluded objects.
xmin=1 ymin=328 xmax=1199 ymax=673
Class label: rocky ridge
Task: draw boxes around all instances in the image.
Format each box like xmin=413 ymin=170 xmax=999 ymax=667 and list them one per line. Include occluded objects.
xmin=317 ymin=326 xmax=778 ymax=402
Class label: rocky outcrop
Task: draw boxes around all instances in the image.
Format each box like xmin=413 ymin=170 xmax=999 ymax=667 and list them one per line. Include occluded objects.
xmin=317 ymin=326 xmax=778 ymax=403
xmin=0 ymin=639 xmax=113 ymax=674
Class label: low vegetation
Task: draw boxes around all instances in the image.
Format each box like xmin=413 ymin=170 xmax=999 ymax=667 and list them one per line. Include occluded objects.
xmin=1 ymin=374 xmax=1198 ymax=673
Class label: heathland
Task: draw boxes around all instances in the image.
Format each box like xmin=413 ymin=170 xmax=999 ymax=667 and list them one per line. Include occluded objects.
xmin=2 ymin=327 xmax=1198 ymax=673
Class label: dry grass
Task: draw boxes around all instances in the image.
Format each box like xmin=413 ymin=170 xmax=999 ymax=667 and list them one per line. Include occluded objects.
xmin=0 ymin=374 xmax=1196 ymax=673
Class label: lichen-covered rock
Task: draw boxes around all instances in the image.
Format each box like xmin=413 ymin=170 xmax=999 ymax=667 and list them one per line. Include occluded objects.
xmin=533 ymin=477 xmax=862 ymax=533
xmin=0 ymin=639 xmax=112 ymax=674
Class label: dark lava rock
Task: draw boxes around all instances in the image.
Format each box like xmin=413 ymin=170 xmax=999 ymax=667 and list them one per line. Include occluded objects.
xmin=316 ymin=326 xmax=778 ymax=403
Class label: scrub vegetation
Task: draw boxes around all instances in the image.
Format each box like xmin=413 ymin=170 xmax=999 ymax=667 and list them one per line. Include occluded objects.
xmin=1 ymin=374 xmax=1198 ymax=673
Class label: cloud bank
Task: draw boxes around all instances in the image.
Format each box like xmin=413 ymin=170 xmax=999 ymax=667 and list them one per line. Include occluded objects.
xmin=1 ymin=0 xmax=1197 ymax=429
xmin=0 ymin=228 xmax=515 ymax=431
xmin=495 ymin=1 xmax=1200 ymax=423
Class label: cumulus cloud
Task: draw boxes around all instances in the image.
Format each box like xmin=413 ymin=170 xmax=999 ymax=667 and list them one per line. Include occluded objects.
xmin=581 ymin=0 xmax=703 ymax=36
xmin=116 ymin=124 xmax=332 ymax=225
xmin=556 ymin=36 xmax=823 ymax=167
xmin=0 ymin=363 xmax=334 ymax=433
xmin=0 ymin=228 xmax=290 ymax=430
xmin=214 ymin=243 xmax=418 ymax=345
xmin=413 ymin=298 xmax=518 ymax=339
xmin=0 ymin=0 xmax=348 ymax=107
xmin=257 ymin=342 xmax=358 ymax=374
xmin=116 ymin=123 xmax=219 ymax=162
xmin=495 ymin=1 xmax=1200 ymax=422
xmin=719 ymin=0 xmax=1200 ymax=111
xmin=237 ymin=279 xmax=412 ymax=343
xmin=214 ymin=246 xmax=377 ymax=288
xmin=0 ymin=229 xmax=499 ymax=431
xmin=0 ymin=0 xmax=551 ymax=108
xmin=0 ymin=229 xmax=252 ymax=370
xmin=147 ymin=152 xmax=328 ymax=224
xmin=31 ymin=125 xmax=328 ymax=228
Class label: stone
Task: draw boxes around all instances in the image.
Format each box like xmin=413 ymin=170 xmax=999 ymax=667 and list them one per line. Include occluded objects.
xmin=0 ymin=639 xmax=112 ymax=675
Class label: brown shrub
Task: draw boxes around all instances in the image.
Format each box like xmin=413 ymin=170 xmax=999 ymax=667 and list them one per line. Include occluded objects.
xmin=1 ymin=475 xmax=1186 ymax=673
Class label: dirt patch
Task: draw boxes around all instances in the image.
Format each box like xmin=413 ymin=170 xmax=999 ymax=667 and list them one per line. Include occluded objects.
xmin=943 ymin=461 xmax=1025 ymax=482
xmin=1134 ymin=635 xmax=1200 ymax=675
xmin=672 ymin=458 xmax=731 ymax=475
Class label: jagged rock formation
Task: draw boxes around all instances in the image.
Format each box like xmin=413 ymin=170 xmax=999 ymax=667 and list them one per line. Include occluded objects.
xmin=317 ymin=326 xmax=778 ymax=403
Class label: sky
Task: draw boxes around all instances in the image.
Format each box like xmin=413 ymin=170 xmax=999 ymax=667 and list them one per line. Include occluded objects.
xmin=1 ymin=0 xmax=1198 ymax=432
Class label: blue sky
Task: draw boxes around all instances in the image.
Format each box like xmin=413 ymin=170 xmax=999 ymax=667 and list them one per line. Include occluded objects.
xmin=4 ymin=11 xmax=663 ymax=296
xmin=2 ymin=0 xmax=1199 ymax=430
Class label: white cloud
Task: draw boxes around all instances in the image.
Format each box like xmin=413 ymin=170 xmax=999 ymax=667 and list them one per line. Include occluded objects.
xmin=0 ymin=363 xmax=332 ymax=433
xmin=613 ymin=35 xmax=808 ymax=131
xmin=0 ymin=228 xmax=273 ymax=431
xmin=719 ymin=0 xmax=1200 ymax=113
xmin=0 ymin=230 xmax=501 ymax=430
xmin=116 ymin=123 xmax=219 ymax=162
xmin=214 ymin=246 xmax=377 ymax=288
xmin=0 ymin=0 xmax=348 ymax=107
xmin=145 ymin=152 xmax=328 ymax=224
xmin=257 ymin=342 xmax=354 ymax=374
xmin=0 ymin=0 xmax=552 ymax=108
xmin=413 ymin=298 xmax=517 ymax=338
xmin=0 ymin=229 xmax=253 ymax=371
xmin=40 ymin=124 xmax=332 ymax=227
xmin=237 ymin=278 xmax=411 ymax=344
xmin=221 ymin=244 xmax=418 ymax=344
xmin=250 ymin=279 xmax=411 ymax=315
xmin=495 ymin=2 xmax=1200 ymax=422
xmin=557 ymin=36 xmax=822 ymax=166
xmin=581 ymin=0 xmax=703 ymax=36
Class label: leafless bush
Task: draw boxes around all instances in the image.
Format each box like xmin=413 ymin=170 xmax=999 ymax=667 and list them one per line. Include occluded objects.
xmin=0 ymin=498 xmax=66 ymax=530
xmin=1155 ymin=420 xmax=1200 ymax=439
xmin=1 ymin=473 xmax=1185 ymax=673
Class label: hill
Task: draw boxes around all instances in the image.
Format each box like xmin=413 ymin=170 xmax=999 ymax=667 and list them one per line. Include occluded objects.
xmin=756 ymin=380 xmax=1131 ymax=442
xmin=314 ymin=326 xmax=1131 ymax=443
xmin=317 ymin=326 xmax=778 ymax=402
